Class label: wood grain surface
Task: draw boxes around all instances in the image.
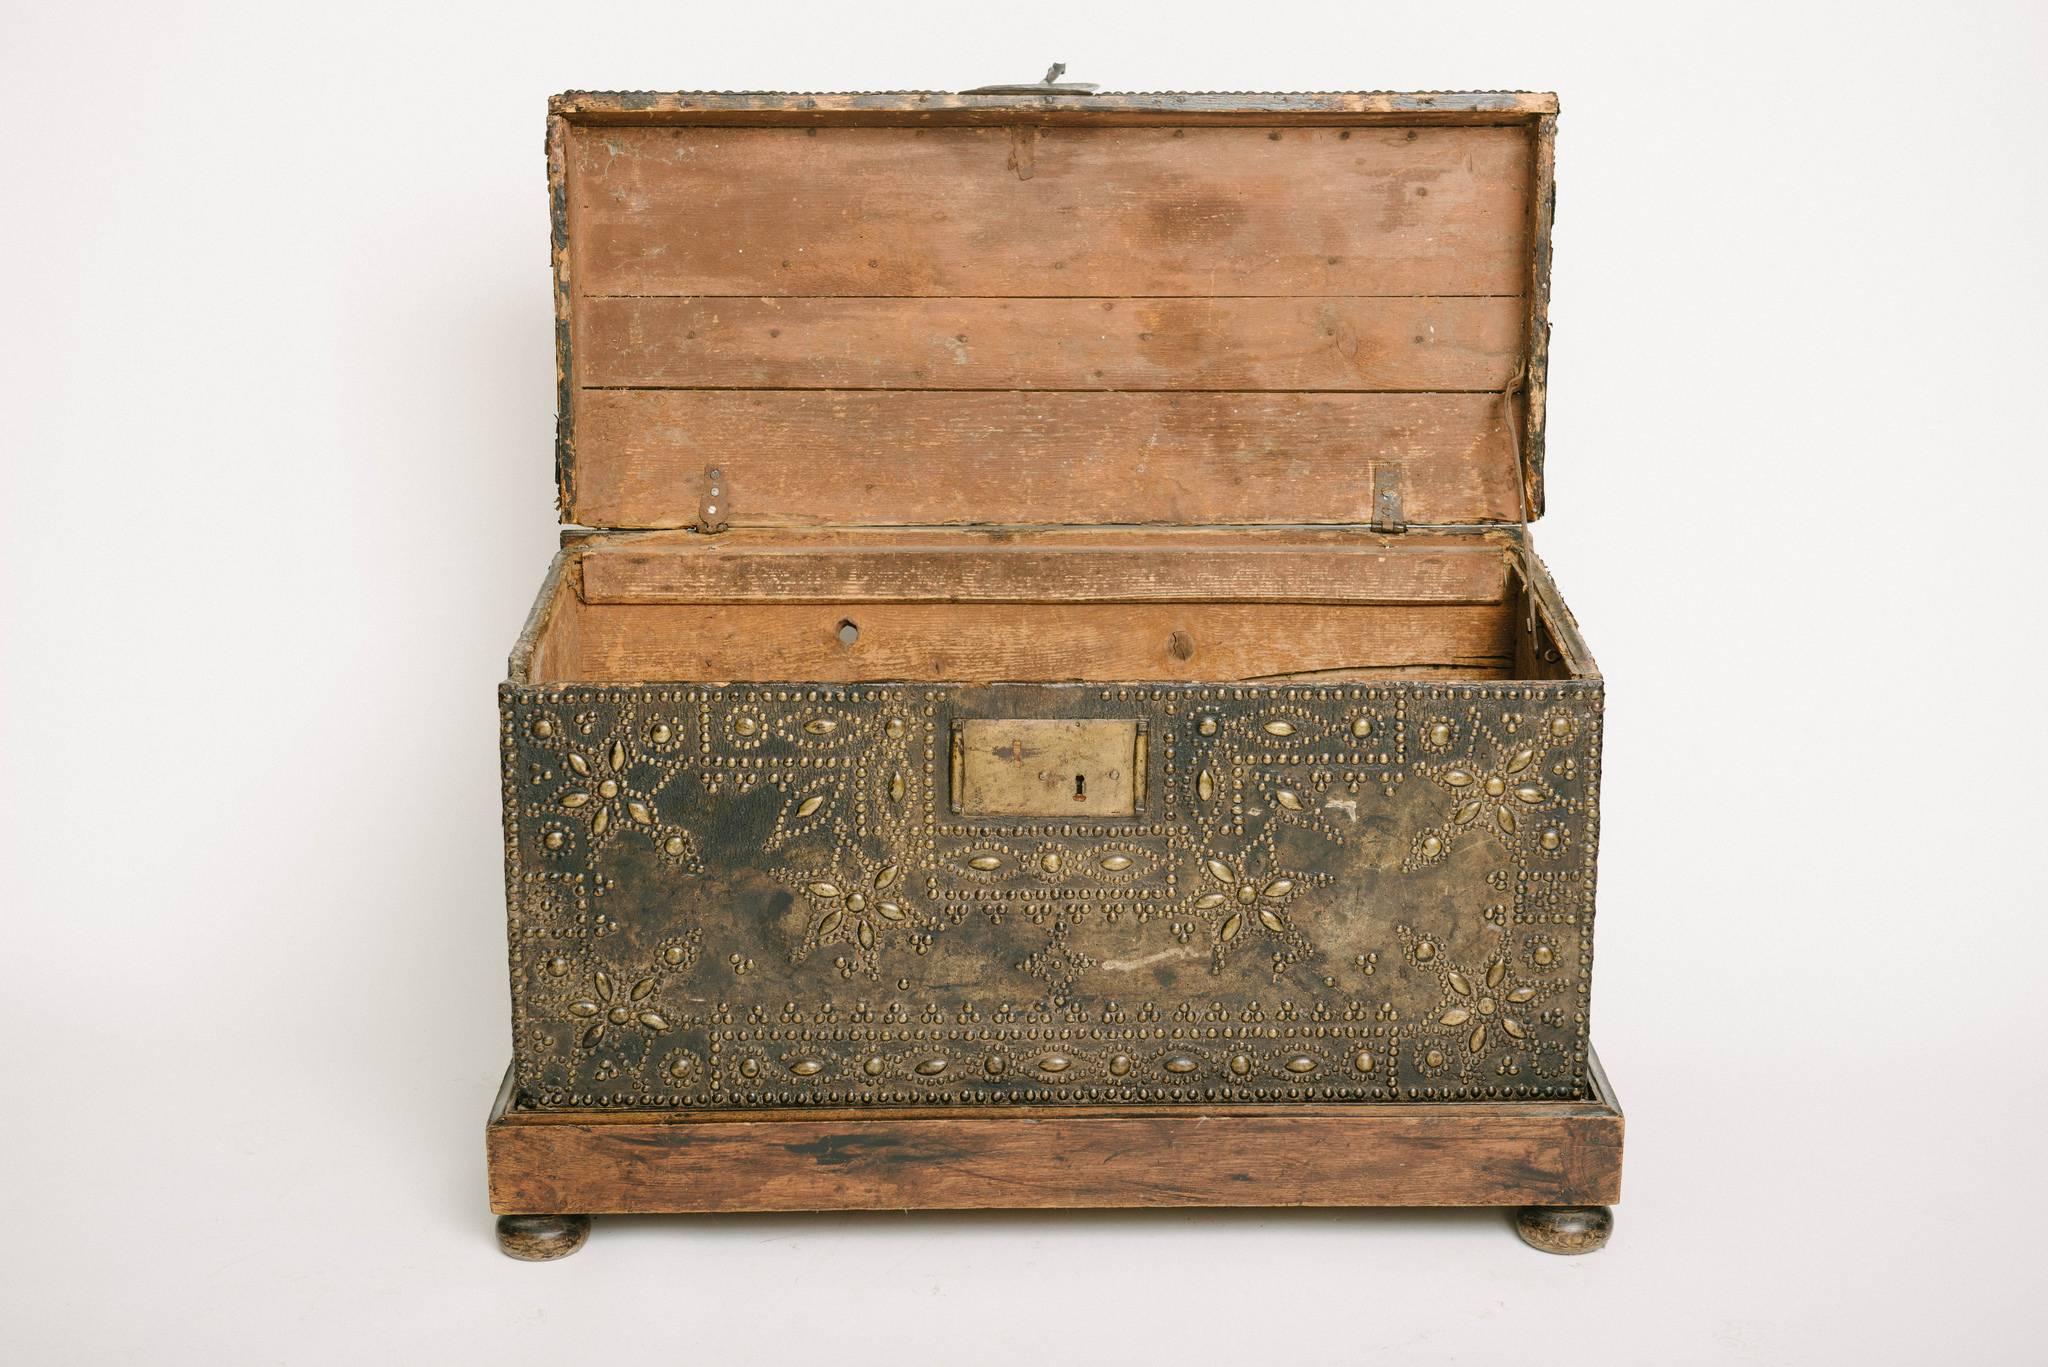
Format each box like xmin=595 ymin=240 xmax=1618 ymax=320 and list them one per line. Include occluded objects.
xmin=551 ymin=113 xmax=1543 ymax=530
xmin=573 ymin=389 xmax=1519 ymax=529
xmin=486 ymin=1057 xmax=1624 ymax=1213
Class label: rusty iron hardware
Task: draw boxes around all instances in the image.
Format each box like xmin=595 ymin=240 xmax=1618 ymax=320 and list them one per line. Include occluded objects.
xmin=1372 ymin=464 xmax=1407 ymax=534
xmin=696 ymin=466 xmax=729 ymax=534
xmin=962 ymin=63 xmax=1100 ymax=96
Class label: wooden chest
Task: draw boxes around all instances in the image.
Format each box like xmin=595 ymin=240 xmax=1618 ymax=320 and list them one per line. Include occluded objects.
xmin=488 ymin=85 xmax=1621 ymax=1260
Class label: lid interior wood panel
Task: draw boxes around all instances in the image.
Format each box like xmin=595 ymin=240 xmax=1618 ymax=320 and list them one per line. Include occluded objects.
xmin=550 ymin=93 xmax=1553 ymax=530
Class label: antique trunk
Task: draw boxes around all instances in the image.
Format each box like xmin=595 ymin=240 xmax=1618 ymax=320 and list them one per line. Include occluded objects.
xmin=489 ymin=84 xmax=1621 ymax=1260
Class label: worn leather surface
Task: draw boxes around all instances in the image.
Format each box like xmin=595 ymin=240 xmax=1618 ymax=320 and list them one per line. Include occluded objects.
xmin=500 ymin=681 xmax=1602 ymax=1108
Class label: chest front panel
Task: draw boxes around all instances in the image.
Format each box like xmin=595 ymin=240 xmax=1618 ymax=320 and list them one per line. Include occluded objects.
xmin=501 ymin=681 xmax=1600 ymax=1107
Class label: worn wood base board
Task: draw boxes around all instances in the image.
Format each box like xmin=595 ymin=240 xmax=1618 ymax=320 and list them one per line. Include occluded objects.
xmin=485 ymin=1052 xmax=1622 ymax=1230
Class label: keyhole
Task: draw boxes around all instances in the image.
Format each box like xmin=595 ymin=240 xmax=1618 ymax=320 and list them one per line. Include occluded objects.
xmin=1074 ymin=774 xmax=1087 ymax=801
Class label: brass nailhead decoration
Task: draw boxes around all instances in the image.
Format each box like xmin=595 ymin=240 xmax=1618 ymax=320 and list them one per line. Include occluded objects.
xmin=1041 ymin=852 xmax=1062 ymax=874
xmin=532 ymin=719 xmax=554 ymax=738
xmin=1109 ymin=1054 xmax=1133 ymax=1076
xmin=804 ymin=718 xmax=837 ymax=735
xmin=735 ymin=716 xmax=757 ymax=735
xmin=1352 ymin=716 xmax=1372 ymax=738
xmin=649 ymin=723 xmax=672 ymax=743
xmin=1262 ymin=720 xmax=1296 ymax=736
xmin=1284 ymin=1054 xmax=1316 ymax=1074
xmin=1540 ymin=828 xmax=1561 ymax=850
xmin=1164 ymin=1054 xmax=1197 ymax=1074
xmin=795 ymin=794 xmax=824 ymax=818
xmin=915 ymin=1058 xmax=948 ymax=1076
xmin=1198 ymin=716 xmax=1218 ymax=736
xmin=790 ymin=1058 xmax=824 ymax=1076
xmin=1100 ymin=855 xmax=1132 ymax=871
xmin=1197 ymin=770 xmax=1215 ymax=800
xmin=969 ymin=855 xmax=1002 ymax=871
xmin=1428 ymin=722 xmax=1450 ymax=745
xmin=1353 ymin=1050 xmax=1374 ymax=1073
xmin=543 ymin=831 xmax=564 ymax=849
xmin=886 ymin=718 xmax=906 ymax=739
xmin=1275 ymin=789 xmax=1303 ymax=811
xmin=1229 ymin=1053 xmax=1251 ymax=1076
xmin=1038 ymin=1054 xmax=1071 ymax=1073
xmin=863 ymin=1056 xmax=885 ymax=1076
xmin=664 ymin=836 xmax=685 ymax=856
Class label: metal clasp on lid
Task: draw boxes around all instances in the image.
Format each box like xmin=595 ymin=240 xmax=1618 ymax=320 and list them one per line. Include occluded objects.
xmin=696 ymin=466 xmax=729 ymax=534
xmin=961 ymin=63 xmax=1100 ymax=96
xmin=1372 ymin=464 xmax=1406 ymax=534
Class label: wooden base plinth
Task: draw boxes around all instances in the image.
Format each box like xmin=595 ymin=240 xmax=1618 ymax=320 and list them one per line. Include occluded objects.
xmin=487 ymin=1052 xmax=1622 ymax=1258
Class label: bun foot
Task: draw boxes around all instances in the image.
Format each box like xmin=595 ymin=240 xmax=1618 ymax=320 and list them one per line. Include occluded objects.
xmin=1514 ymin=1204 xmax=1612 ymax=1255
xmin=496 ymin=1213 xmax=591 ymax=1261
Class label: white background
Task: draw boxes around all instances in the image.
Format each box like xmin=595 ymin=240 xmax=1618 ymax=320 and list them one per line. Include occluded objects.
xmin=3 ymin=1 xmax=2043 ymax=1362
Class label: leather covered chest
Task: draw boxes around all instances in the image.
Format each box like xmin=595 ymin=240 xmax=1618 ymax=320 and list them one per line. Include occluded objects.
xmin=489 ymin=84 xmax=1619 ymax=1258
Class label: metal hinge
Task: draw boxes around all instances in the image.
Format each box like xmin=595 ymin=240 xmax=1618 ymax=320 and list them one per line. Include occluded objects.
xmin=961 ymin=63 xmax=1099 ymax=96
xmin=1373 ymin=464 xmax=1406 ymax=534
xmin=696 ymin=466 xmax=730 ymax=534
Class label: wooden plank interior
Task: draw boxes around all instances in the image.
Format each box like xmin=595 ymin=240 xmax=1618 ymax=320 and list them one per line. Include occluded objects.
xmin=579 ymin=530 xmax=1511 ymax=606
xmin=576 ymin=294 xmax=1522 ymax=392
xmin=556 ymin=114 xmax=1540 ymax=530
xmin=573 ymin=390 xmax=1520 ymax=529
xmin=545 ymin=601 xmax=1515 ymax=684
xmin=570 ymin=124 xmax=1531 ymax=298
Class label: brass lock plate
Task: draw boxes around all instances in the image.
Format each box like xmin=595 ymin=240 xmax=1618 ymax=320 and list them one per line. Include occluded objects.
xmin=950 ymin=718 xmax=1146 ymax=817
